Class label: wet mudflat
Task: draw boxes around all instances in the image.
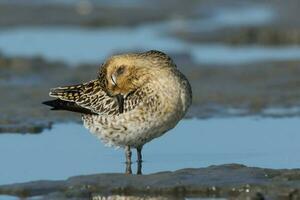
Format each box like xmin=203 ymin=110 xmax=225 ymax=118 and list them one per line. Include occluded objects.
xmin=1 ymin=1 xmax=300 ymax=199
xmin=0 ymin=118 xmax=300 ymax=199
xmin=1 ymin=164 xmax=300 ymax=200
xmin=1 ymin=53 xmax=300 ymax=133
xmin=0 ymin=0 xmax=300 ymax=133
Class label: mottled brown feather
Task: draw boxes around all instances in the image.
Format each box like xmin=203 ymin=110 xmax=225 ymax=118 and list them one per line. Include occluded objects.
xmin=49 ymin=79 xmax=144 ymax=115
xmin=46 ymin=50 xmax=192 ymax=149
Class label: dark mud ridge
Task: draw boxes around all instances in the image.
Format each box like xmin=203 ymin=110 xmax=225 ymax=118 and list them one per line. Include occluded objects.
xmin=1 ymin=53 xmax=300 ymax=133
xmin=171 ymin=0 xmax=300 ymax=46
xmin=0 ymin=1 xmax=199 ymax=28
xmin=1 ymin=164 xmax=300 ymax=200
xmin=174 ymin=26 xmax=300 ymax=46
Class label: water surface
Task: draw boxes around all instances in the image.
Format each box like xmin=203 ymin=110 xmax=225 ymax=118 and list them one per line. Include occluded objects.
xmin=1 ymin=5 xmax=297 ymax=66
xmin=0 ymin=196 xmax=18 ymax=200
xmin=0 ymin=118 xmax=299 ymax=185
xmin=1 ymin=26 xmax=300 ymax=66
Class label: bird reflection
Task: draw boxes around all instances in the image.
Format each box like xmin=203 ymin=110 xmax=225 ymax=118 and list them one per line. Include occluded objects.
xmin=90 ymin=194 xmax=184 ymax=200
xmin=125 ymin=157 xmax=142 ymax=175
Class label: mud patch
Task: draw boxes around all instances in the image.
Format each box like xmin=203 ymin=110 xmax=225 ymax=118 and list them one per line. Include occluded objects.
xmin=1 ymin=54 xmax=300 ymax=133
xmin=1 ymin=164 xmax=300 ymax=199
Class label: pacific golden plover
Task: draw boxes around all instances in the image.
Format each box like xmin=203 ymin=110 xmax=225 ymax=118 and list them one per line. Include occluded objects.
xmin=44 ymin=50 xmax=192 ymax=174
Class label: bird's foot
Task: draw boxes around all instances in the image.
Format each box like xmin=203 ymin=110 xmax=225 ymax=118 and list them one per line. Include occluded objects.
xmin=137 ymin=161 xmax=142 ymax=175
xmin=125 ymin=161 xmax=132 ymax=174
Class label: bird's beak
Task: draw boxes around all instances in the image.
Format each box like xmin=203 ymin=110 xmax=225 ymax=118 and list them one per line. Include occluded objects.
xmin=116 ymin=94 xmax=124 ymax=114
xmin=111 ymin=74 xmax=117 ymax=86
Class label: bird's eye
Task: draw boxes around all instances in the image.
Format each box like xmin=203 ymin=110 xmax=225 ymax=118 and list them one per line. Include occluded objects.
xmin=116 ymin=66 xmax=125 ymax=76
xmin=111 ymin=66 xmax=125 ymax=86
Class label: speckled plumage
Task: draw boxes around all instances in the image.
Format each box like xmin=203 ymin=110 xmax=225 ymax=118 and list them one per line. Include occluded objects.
xmin=45 ymin=50 xmax=192 ymax=173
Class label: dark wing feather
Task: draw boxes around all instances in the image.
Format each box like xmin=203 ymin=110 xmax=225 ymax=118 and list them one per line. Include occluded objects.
xmin=47 ymin=79 xmax=142 ymax=115
xmin=43 ymin=99 xmax=96 ymax=114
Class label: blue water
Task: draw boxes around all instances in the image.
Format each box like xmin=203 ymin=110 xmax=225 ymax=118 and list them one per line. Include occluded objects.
xmin=1 ymin=26 xmax=300 ymax=66
xmin=0 ymin=4 xmax=296 ymax=66
xmin=0 ymin=26 xmax=184 ymax=65
xmin=0 ymin=118 xmax=299 ymax=185
xmin=0 ymin=196 xmax=18 ymax=200
xmin=175 ymin=5 xmax=274 ymax=33
xmin=191 ymin=44 xmax=300 ymax=65
xmin=0 ymin=195 xmax=44 ymax=200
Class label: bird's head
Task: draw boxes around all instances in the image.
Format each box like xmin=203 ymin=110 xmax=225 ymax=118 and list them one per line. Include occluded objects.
xmin=99 ymin=50 xmax=175 ymax=97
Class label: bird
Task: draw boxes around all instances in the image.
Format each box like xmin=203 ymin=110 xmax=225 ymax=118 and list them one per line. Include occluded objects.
xmin=43 ymin=50 xmax=192 ymax=174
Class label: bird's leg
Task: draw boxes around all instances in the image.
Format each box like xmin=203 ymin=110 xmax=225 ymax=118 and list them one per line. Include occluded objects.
xmin=125 ymin=145 xmax=132 ymax=174
xmin=136 ymin=146 xmax=143 ymax=175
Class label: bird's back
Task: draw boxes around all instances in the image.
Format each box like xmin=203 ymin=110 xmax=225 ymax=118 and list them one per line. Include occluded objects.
xmin=82 ymin=66 xmax=192 ymax=148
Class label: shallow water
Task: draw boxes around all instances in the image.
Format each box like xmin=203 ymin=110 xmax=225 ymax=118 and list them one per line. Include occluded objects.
xmin=1 ymin=26 xmax=300 ymax=66
xmin=174 ymin=4 xmax=274 ymax=33
xmin=0 ymin=118 xmax=299 ymax=185
xmin=0 ymin=195 xmax=18 ymax=200
xmin=0 ymin=195 xmax=47 ymax=200
xmin=191 ymin=44 xmax=300 ymax=65
xmin=0 ymin=4 xmax=295 ymax=66
xmin=0 ymin=26 xmax=184 ymax=65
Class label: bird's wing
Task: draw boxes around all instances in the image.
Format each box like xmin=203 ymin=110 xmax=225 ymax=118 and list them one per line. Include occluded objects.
xmin=46 ymin=79 xmax=143 ymax=115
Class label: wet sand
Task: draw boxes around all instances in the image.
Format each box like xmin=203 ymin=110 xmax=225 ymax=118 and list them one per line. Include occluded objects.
xmin=1 ymin=164 xmax=300 ymax=200
xmin=171 ymin=0 xmax=300 ymax=46
xmin=0 ymin=0 xmax=299 ymax=134
xmin=1 ymin=54 xmax=300 ymax=133
xmin=1 ymin=0 xmax=300 ymax=47
xmin=0 ymin=0 xmax=199 ymax=28
xmin=1 ymin=118 xmax=299 ymax=187
xmin=1 ymin=1 xmax=300 ymax=198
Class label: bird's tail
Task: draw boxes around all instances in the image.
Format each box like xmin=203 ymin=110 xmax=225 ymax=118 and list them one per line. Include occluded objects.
xmin=43 ymin=99 xmax=95 ymax=114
